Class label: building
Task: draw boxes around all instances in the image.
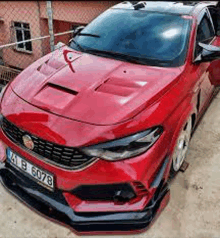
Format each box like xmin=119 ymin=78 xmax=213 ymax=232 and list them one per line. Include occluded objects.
xmin=0 ymin=1 xmax=119 ymax=71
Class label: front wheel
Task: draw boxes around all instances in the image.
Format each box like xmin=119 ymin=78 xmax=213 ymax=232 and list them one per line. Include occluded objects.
xmin=170 ymin=116 xmax=192 ymax=175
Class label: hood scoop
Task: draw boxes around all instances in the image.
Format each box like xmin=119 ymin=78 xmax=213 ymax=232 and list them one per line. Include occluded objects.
xmin=95 ymin=77 xmax=147 ymax=97
xmin=45 ymin=83 xmax=78 ymax=95
xmin=37 ymin=57 xmax=66 ymax=76
xmin=33 ymin=83 xmax=78 ymax=111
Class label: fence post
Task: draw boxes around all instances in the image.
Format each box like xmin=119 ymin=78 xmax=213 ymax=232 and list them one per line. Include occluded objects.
xmin=46 ymin=1 xmax=55 ymax=52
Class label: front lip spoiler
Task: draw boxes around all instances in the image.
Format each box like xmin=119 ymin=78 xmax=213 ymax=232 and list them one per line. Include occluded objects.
xmin=0 ymin=163 xmax=170 ymax=235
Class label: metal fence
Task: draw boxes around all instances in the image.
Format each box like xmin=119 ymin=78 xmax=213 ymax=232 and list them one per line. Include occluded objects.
xmin=0 ymin=1 xmax=118 ymax=85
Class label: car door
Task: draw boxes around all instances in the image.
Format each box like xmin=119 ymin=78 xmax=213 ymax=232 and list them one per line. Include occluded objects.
xmin=193 ymin=9 xmax=216 ymax=111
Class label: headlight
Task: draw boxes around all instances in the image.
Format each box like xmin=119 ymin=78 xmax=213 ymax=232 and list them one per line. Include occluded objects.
xmin=81 ymin=127 xmax=163 ymax=161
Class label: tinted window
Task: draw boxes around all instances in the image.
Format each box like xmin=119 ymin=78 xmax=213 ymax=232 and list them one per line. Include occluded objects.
xmin=195 ymin=14 xmax=215 ymax=57
xmin=209 ymin=7 xmax=220 ymax=34
xmin=70 ymin=9 xmax=191 ymax=67
xmin=197 ymin=15 xmax=215 ymax=42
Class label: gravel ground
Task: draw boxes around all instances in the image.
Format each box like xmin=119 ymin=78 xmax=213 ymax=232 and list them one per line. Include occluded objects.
xmin=0 ymin=93 xmax=220 ymax=238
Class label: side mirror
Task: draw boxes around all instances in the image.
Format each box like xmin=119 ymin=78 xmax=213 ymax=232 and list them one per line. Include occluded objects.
xmin=195 ymin=42 xmax=220 ymax=63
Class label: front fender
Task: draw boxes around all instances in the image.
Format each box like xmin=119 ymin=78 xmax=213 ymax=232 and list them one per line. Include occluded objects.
xmin=163 ymin=93 xmax=197 ymax=180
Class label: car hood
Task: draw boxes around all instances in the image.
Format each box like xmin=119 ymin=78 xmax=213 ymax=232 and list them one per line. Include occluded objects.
xmin=11 ymin=46 xmax=182 ymax=125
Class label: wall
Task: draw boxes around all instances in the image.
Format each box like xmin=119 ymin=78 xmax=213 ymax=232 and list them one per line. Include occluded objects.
xmin=0 ymin=1 xmax=43 ymax=69
xmin=0 ymin=1 xmax=120 ymax=69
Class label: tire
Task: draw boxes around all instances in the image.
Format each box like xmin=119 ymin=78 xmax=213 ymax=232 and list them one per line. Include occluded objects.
xmin=170 ymin=116 xmax=192 ymax=176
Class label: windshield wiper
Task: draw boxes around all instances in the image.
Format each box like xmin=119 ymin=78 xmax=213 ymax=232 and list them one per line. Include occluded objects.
xmin=77 ymin=33 xmax=100 ymax=38
xmin=69 ymin=38 xmax=85 ymax=52
xmin=85 ymin=49 xmax=149 ymax=65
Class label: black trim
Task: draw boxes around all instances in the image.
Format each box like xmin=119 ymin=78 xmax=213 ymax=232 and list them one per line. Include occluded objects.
xmin=72 ymin=183 xmax=136 ymax=201
xmin=150 ymin=156 xmax=169 ymax=188
xmin=0 ymin=163 xmax=170 ymax=233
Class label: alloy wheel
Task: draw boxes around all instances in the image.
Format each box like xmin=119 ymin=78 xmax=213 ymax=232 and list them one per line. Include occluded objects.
xmin=172 ymin=117 xmax=192 ymax=172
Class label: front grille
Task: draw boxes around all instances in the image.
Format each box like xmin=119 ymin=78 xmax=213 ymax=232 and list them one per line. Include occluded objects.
xmin=1 ymin=117 xmax=95 ymax=169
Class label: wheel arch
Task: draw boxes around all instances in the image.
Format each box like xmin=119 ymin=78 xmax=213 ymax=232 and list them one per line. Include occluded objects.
xmin=163 ymin=96 xmax=197 ymax=181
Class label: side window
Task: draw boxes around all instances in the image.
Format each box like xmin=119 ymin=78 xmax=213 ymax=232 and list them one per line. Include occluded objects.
xmin=209 ymin=6 xmax=220 ymax=35
xmin=195 ymin=13 xmax=215 ymax=58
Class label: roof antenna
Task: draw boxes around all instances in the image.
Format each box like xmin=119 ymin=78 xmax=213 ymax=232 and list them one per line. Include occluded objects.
xmin=132 ymin=2 xmax=146 ymax=10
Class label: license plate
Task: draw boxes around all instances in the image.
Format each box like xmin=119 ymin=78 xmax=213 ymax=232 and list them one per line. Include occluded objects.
xmin=7 ymin=148 xmax=54 ymax=191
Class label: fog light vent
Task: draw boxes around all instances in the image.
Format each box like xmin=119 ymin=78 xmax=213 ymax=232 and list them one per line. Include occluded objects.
xmin=113 ymin=190 xmax=135 ymax=203
xmin=72 ymin=183 xmax=136 ymax=201
xmin=131 ymin=181 xmax=148 ymax=196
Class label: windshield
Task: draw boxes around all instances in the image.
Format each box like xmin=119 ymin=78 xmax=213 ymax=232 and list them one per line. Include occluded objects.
xmin=70 ymin=9 xmax=191 ymax=67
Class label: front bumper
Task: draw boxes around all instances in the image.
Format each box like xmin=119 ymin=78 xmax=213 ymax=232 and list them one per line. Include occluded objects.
xmin=0 ymin=162 xmax=170 ymax=235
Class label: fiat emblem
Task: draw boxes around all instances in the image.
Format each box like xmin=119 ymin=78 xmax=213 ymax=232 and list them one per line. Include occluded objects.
xmin=22 ymin=135 xmax=34 ymax=150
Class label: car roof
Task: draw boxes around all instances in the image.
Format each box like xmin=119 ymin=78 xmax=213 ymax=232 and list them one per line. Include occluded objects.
xmin=111 ymin=1 xmax=218 ymax=16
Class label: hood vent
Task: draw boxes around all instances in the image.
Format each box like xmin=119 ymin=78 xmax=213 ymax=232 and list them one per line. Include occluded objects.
xmin=46 ymin=83 xmax=78 ymax=96
xmin=33 ymin=83 xmax=78 ymax=110
xmin=37 ymin=57 xmax=66 ymax=76
xmin=95 ymin=77 xmax=147 ymax=97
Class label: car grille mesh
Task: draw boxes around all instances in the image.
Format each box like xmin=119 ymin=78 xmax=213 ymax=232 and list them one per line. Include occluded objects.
xmin=1 ymin=117 xmax=94 ymax=169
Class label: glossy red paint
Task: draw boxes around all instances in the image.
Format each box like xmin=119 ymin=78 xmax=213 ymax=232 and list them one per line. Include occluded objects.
xmin=1 ymin=1 xmax=220 ymax=234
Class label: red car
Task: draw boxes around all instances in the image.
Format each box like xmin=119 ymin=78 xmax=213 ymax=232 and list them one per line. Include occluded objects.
xmin=1 ymin=1 xmax=220 ymax=235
